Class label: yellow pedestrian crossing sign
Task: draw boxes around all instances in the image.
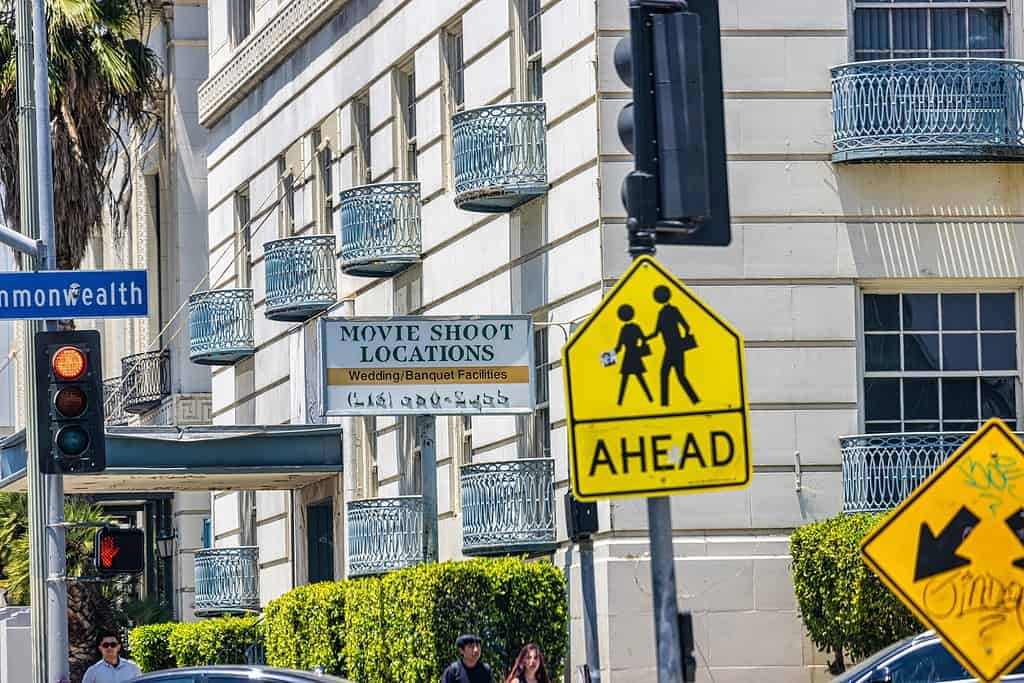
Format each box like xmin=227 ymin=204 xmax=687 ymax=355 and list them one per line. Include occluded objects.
xmin=860 ymin=418 xmax=1024 ymax=682
xmin=562 ymin=255 xmax=751 ymax=501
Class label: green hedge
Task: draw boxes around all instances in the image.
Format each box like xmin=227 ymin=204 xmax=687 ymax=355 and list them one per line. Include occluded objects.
xmin=127 ymin=623 xmax=175 ymax=672
xmin=791 ymin=512 xmax=921 ymax=673
xmin=167 ymin=616 xmax=261 ymax=668
xmin=264 ymin=581 xmax=346 ymax=675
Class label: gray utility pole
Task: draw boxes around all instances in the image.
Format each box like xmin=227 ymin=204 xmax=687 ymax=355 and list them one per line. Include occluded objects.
xmin=15 ymin=0 xmax=66 ymax=677
xmin=417 ymin=414 xmax=438 ymax=564
xmin=578 ymin=537 xmax=602 ymax=682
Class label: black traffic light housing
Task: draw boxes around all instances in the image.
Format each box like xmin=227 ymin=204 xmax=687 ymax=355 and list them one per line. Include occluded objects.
xmin=564 ymin=491 xmax=599 ymax=542
xmin=34 ymin=330 xmax=106 ymax=474
xmin=616 ymin=0 xmax=730 ymax=248
xmin=94 ymin=527 xmax=145 ymax=576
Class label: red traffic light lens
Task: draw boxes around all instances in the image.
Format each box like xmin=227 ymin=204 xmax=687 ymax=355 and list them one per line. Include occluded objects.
xmin=52 ymin=346 xmax=86 ymax=380
xmin=53 ymin=386 xmax=87 ymax=418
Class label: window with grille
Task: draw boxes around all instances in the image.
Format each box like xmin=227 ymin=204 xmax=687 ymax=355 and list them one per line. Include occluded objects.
xmin=234 ymin=186 xmax=251 ymax=288
xmin=445 ymin=27 xmax=465 ymax=112
xmin=531 ymin=326 xmax=551 ymax=459
xmin=352 ymin=95 xmax=372 ymax=185
xmin=278 ymin=156 xmax=295 ymax=237
xmin=852 ymin=1 xmax=1006 ymax=61
xmin=229 ymin=0 xmax=254 ymax=47
xmin=314 ymin=129 xmax=333 ymax=235
xmin=862 ymin=292 xmax=1018 ymax=433
xmin=522 ymin=0 xmax=543 ymax=99
xmin=398 ymin=65 xmax=418 ymax=180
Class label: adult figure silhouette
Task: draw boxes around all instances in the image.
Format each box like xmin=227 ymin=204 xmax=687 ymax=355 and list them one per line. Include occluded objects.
xmin=614 ymin=304 xmax=654 ymax=405
xmin=649 ymin=285 xmax=700 ymax=406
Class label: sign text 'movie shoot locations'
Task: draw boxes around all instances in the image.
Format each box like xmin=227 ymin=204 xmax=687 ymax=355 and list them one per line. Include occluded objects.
xmin=320 ymin=316 xmax=534 ymax=415
xmin=0 ymin=270 xmax=147 ymax=320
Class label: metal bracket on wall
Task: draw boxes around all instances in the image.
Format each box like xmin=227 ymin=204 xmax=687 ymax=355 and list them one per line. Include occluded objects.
xmin=794 ymin=450 xmax=803 ymax=492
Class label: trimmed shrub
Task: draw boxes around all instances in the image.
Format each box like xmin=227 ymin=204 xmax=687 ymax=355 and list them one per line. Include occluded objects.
xmin=166 ymin=616 xmax=261 ymax=667
xmin=791 ymin=512 xmax=921 ymax=673
xmin=128 ymin=623 xmax=175 ymax=672
xmin=343 ymin=576 xmax=387 ymax=683
xmin=264 ymin=581 xmax=346 ymax=675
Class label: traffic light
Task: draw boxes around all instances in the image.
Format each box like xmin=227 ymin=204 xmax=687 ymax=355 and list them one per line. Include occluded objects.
xmin=34 ymin=330 xmax=106 ymax=474
xmin=94 ymin=527 xmax=145 ymax=576
xmin=615 ymin=0 xmax=730 ymax=247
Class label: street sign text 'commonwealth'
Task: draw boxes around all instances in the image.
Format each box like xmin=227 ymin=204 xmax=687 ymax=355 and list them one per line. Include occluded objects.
xmin=320 ymin=316 xmax=534 ymax=415
xmin=0 ymin=270 xmax=147 ymax=319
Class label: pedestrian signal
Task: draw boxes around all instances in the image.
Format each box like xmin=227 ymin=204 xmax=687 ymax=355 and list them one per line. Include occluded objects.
xmin=94 ymin=527 xmax=145 ymax=576
xmin=33 ymin=330 xmax=106 ymax=474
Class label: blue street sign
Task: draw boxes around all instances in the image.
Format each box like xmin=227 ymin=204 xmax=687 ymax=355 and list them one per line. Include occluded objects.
xmin=0 ymin=270 xmax=147 ymax=320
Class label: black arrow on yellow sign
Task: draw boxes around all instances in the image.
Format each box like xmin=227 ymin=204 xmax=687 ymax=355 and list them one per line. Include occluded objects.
xmin=1005 ymin=507 xmax=1024 ymax=570
xmin=914 ymin=506 xmax=980 ymax=582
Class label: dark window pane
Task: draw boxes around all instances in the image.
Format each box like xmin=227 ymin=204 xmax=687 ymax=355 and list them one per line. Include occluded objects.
xmin=942 ymin=293 xmax=976 ymax=331
xmin=855 ymin=9 xmax=891 ymax=54
xmin=982 ymin=333 xmax=1016 ymax=371
xmin=903 ymin=293 xmax=938 ymax=331
xmin=904 ymin=334 xmax=939 ymax=371
xmin=945 ymin=421 xmax=978 ymax=432
xmin=980 ymin=293 xmax=1014 ymax=330
xmin=905 ymin=422 xmax=940 ymax=433
xmin=866 ymin=379 xmax=901 ymax=421
xmin=943 ymin=334 xmax=978 ymax=371
xmin=903 ymin=379 xmax=939 ymax=420
xmin=1005 ymin=421 xmax=1017 ymax=432
xmin=981 ymin=377 xmax=1015 ymax=420
xmin=867 ymin=334 xmax=901 ymax=371
xmin=893 ymin=9 xmax=927 ymax=52
xmin=865 ymin=294 xmax=900 ymax=331
xmin=866 ymin=422 xmax=901 ymax=434
xmin=932 ymin=9 xmax=966 ymax=52
xmin=968 ymin=8 xmax=1003 ymax=51
xmin=942 ymin=378 xmax=978 ymax=420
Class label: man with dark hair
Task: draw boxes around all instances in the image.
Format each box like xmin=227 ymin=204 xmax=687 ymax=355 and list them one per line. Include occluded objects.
xmin=82 ymin=629 xmax=141 ymax=683
xmin=442 ymin=633 xmax=491 ymax=683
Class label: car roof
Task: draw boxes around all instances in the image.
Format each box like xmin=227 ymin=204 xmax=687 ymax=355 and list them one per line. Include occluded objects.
xmin=138 ymin=665 xmax=353 ymax=682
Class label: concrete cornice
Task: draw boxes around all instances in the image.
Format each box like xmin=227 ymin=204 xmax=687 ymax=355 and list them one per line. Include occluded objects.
xmin=197 ymin=0 xmax=346 ymax=128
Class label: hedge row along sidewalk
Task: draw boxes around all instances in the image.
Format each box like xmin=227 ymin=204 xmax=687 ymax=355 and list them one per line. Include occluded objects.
xmin=129 ymin=557 xmax=568 ymax=683
xmin=790 ymin=512 xmax=922 ymax=675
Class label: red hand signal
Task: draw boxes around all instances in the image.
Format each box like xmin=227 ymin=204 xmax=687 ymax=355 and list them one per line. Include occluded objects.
xmin=99 ymin=536 xmax=120 ymax=568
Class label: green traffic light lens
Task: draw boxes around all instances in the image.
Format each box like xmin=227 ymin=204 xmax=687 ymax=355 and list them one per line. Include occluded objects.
xmin=55 ymin=426 xmax=89 ymax=456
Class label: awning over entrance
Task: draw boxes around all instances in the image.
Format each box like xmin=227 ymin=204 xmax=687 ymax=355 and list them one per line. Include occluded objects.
xmin=0 ymin=425 xmax=342 ymax=493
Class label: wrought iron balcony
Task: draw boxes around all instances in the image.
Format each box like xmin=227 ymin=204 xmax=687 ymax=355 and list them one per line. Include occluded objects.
xmin=263 ymin=234 xmax=337 ymax=321
xmin=120 ymin=351 xmax=170 ymax=414
xmin=188 ymin=289 xmax=255 ymax=366
xmin=838 ymin=431 xmax=1016 ymax=513
xmin=337 ymin=182 xmax=421 ymax=278
xmin=461 ymin=458 xmax=556 ymax=556
xmin=102 ymin=377 xmax=130 ymax=426
xmin=193 ymin=546 xmax=260 ymax=617
xmin=452 ymin=102 xmax=547 ymax=212
xmin=346 ymin=496 xmax=423 ymax=577
xmin=831 ymin=58 xmax=1024 ymax=162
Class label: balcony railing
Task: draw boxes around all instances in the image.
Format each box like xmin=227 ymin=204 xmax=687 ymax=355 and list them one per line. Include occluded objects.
xmin=120 ymin=351 xmax=170 ymax=414
xmin=452 ymin=102 xmax=547 ymax=212
xmin=193 ymin=546 xmax=260 ymax=617
xmin=461 ymin=458 xmax=556 ymax=556
xmin=838 ymin=431 xmax=1017 ymax=513
xmin=337 ymin=182 xmax=421 ymax=278
xmin=103 ymin=377 xmax=130 ymax=426
xmin=189 ymin=289 xmax=255 ymax=366
xmin=831 ymin=58 xmax=1024 ymax=162
xmin=263 ymin=234 xmax=337 ymax=321
xmin=346 ymin=496 xmax=423 ymax=577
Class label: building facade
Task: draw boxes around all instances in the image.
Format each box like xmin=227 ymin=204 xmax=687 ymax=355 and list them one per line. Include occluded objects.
xmin=190 ymin=0 xmax=1024 ymax=680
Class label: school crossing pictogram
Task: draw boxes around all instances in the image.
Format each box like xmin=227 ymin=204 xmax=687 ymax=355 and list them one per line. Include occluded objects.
xmin=563 ymin=256 xmax=752 ymax=501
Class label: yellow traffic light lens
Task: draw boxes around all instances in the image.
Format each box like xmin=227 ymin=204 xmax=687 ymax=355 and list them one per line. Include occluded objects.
xmin=52 ymin=346 xmax=86 ymax=380
xmin=54 ymin=386 xmax=87 ymax=418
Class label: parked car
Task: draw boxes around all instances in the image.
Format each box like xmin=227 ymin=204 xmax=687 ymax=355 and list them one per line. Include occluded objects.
xmin=835 ymin=632 xmax=1024 ymax=682
xmin=134 ymin=665 xmax=352 ymax=683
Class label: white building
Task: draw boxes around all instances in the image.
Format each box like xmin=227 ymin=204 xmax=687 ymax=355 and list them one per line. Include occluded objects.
xmin=0 ymin=0 xmax=1007 ymax=679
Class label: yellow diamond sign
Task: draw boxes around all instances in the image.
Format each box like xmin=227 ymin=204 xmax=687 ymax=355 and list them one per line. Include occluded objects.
xmin=860 ymin=418 xmax=1024 ymax=682
xmin=562 ymin=255 xmax=751 ymax=501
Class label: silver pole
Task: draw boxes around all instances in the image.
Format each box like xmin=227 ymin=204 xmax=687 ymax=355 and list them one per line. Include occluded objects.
xmin=32 ymin=0 xmax=67 ymax=677
xmin=579 ymin=537 xmax=602 ymax=682
xmin=417 ymin=415 xmax=438 ymax=563
xmin=648 ymin=497 xmax=683 ymax=683
xmin=14 ymin=0 xmax=48 ymax=677
xmin=339 ymin=300 xmax=357 ymax=578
